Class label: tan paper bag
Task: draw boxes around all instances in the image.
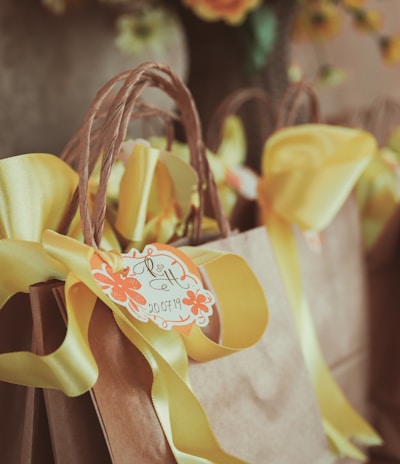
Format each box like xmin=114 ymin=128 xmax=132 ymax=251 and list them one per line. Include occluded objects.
xmin=296 ymin=197 xmax=371 ymax=425
xmin=192 ymin=226 xmax=334 ymax=464
xmin=38 ymin=229 xmax=334 ymax=464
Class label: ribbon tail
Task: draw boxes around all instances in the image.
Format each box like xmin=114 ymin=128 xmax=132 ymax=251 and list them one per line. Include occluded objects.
xmin=266 ymin=214 xmax=382 ymax=459
xmin=323 ymin=419 xmax=367 ymax=461
xmin=115 ymin=312 xmax=249 ymax=464
xmin=0 ymin=273 xmax=98 ymax=396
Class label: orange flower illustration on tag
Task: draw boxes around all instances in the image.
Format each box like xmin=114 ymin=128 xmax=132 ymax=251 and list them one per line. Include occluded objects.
xmin=91 ymin=244 xmax=215 ymax=335
xmin=92 ymin=265 xmax=147 ymax=315
xmin=183 ymin=290 xmax=210 ymax=316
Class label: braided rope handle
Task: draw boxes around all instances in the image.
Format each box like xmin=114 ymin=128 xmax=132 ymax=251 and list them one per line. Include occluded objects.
xmin=60 ymin=62 xmax=230 ymax=248
xmin=275 ymin=81 xmax=321 ymax=130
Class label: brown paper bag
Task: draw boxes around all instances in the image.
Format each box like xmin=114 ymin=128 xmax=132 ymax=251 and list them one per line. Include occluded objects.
xmin=30 ymin=280 xmax=113 ymax=464
xmin=366 ymin=207 xmax=400 ymax=463
xmin=0 ymin=291 xmax=54 ymax=464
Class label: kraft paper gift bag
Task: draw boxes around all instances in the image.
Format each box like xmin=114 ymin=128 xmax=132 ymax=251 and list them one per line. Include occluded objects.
xmin=44 ymin=223 xmax=332 ymax=463
xmin=355 ymin=122 xmax=400 ymax=463
xmin=294 ymin=196 xmax=373 ymax=464
xmin=190 ymin=226 xmax=334 ymax=464
xmin=256 ymin=83 xmax=383 ymax=461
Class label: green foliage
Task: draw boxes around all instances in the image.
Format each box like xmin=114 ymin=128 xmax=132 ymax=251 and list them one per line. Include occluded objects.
xmin=240 ymin=4 xmax=277 ymax=75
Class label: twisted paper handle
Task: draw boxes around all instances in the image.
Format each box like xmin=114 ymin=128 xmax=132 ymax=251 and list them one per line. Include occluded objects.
xmin=60 ymin=62 xmax=230 ymax=247
xmin=62 ymin=101 xmax=178 ymax=166
xmin=335 ymin=98 xmax=400 ymax=147
xmin=206 ymin=87 xmax=277 ymax=154
xmin=276 ymin=81 xmax=321 ymax=129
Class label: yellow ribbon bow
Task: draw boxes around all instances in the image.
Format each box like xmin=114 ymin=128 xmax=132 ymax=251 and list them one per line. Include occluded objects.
xmin=257 ymin=124 xmax=382 ymax=460
xmin=0 ymin=153 xmax=98 ymax=391
xmin=151 ymin=115 xmax=247 ymax=218
xmin=355 ymin=136 xmax=400 ymax=251
xmin=0 ymin=153 xmax=269 ymax=463
xmin=90 ymin=140 xmax=199 ymax=250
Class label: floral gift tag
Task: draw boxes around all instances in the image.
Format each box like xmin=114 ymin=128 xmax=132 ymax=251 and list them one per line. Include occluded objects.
xmin=91 ymin=244 xmax=215 ymax=335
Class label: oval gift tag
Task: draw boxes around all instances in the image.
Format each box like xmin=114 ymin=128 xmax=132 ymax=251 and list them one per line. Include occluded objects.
xmin=91 ymin=243 xmax=214 ymax=336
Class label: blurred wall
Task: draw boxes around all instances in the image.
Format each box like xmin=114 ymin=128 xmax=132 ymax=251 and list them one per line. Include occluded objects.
xmin=291 ymin=0 xmax=400 ymax=119
xmin=0 ymin=0 xmax=187 ymax=158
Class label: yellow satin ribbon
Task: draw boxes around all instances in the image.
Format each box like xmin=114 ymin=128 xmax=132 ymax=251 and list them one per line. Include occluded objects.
xmin=0 ymin=153 xmax=77 ymax=241
xmin=150 ymin=115 xmax=247 ymax=217
xmin=258 ymin=124 xmax=382 ymax=460
xmin=355 ymin=147 xmax=400 ymax=250
xmin=92 ymin=141 xmax=198 ymax=250
xmin=0 ymin=153 xmax=269 ymax=463
xmin=0 ymin=153 xmax=99 ymax=394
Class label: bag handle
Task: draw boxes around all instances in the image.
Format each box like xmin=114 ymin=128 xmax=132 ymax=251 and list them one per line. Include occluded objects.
xmin=206 ymin=87 xmax=277 ymax=155
xmin=275 ymin=81 xmax=321 ymax=130
xmin=60 ymin=62 xmax=230 ymax=248
xmin=61 ymin=100 xmax=179 ymax=166
xmin=356 ymin=98 xmax=400 ymax=147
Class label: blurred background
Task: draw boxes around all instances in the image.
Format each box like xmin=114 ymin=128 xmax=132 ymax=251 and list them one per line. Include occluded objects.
xmin=1 ymin=0 xmax=400 ymax=157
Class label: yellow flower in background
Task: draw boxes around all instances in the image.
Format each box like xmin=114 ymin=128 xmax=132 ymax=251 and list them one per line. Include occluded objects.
xmin=379 ymin=35 xmax=400 ymax=64
xmin=115 ymin=6 xmax=177 ymax=56
xmin=288 ymin=64 xmax=304 ymax=83
xmin=352 ymin=9 xmax=382 ymax=33
xmin=41 ymin=0 xmax=84 ymax=14
xmin=293 ymin=2 xmax=342 ymax=41
xmin=183 ymin=0 xmax=261 ymax=25
xmin=317 ymin=64 xmax=347 ymax=86
xmin=41 ymin=0 xmax=66 ymax=14
xmin=341 ymin=0 xmax=368 ymax=9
